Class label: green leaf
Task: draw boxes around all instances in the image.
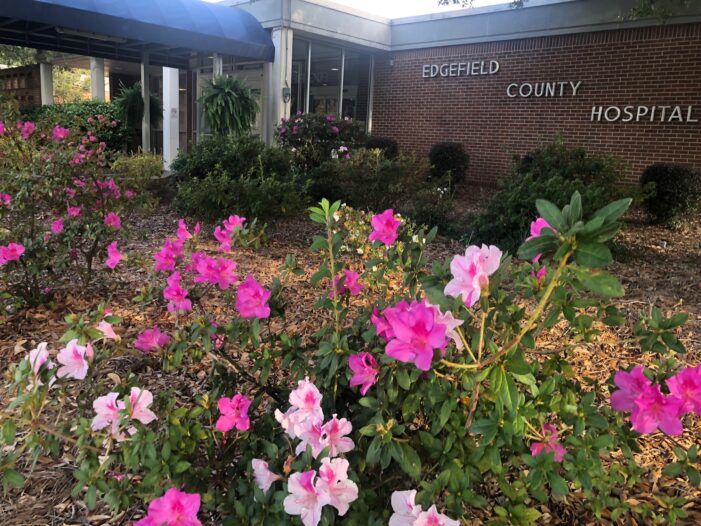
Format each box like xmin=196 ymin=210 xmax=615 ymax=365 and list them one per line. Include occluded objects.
xmin=174 ymin=461 xmax=191 ymax=474
xmin=3 ymin=469 xmax=25 ymax=488
xmin=547 ymin=472 xmax=569 ymax=497
xmin=662 ymin=462 xmax=683 ymax=477
xmin=399 ymin=443 xmax=421 ymax=480
xmin=535 ymin=199 xmax=565 ymax=231
xmin=577 ymin=270 xmax=625 ymax=297
xmin=2 ymin=421 xmax=16 ymax=444
xmin=366 ymin=436 xmax=381 ymax=465
xmin=568 ymin=191 xmax=582 ymax=225
xmin=574 ymin=242 xmax=612 ymax=268
xmin=86 ymin=485 xmax=97 ymax=510
xmin=592 ymin=197 xmax=632 ymax=224
xmin=517 ymin=235 xmax=558 ymax=261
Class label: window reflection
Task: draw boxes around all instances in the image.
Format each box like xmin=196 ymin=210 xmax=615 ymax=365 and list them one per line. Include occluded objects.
xmin=309 ymin=43 xmax=342 ymax=116
xmin=342 ymin=51 xmax=371 ymax=123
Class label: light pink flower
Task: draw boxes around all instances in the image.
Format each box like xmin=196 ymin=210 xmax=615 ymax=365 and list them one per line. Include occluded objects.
xmin=27 ymin=343 xmax=55 ymax=389
xmin=330 ymin=269 xmax=364 ymax=299
xmin=296 ymin=421 xmax=327 ymax=458
xmin=630 ymin=384 xmax=684 ymax=436
xmin=384 ymin=300 xmax=447 ymax=371
xmin=105 ymin=241 xmax=124 ymax=269
xmin=316 ymin=458 xmax=358 ymax=516
xmin=429 ymin=304 xmax=465 ymax=351
xmin=215 ymin=394 xmax=251 ymax=433
xmin=530 ymin=423 xmax=567 ymax=462
xmin=91 ymin=392 xmax=123 ymax=438
xmin=56 ymin=339 xmax=90 ymax=380
xmin=322 ymin=415 xmax=354 ymax=457
xmin=134 ymin=326 xmax=171 ymax=353
xmin=275 ymin=377 xmax=324 ymax=439
xmin=51 ymin=218 xmax=64 ymax=234
xmin=251 ymin=459 xmax=281 ymax=493
xmin=67 ymin=206 xmax=82 ymax=218
xmin=0 ymin=193 xmax=12 ymax=207
xmin=389 ymin=490 xmax=422 ymax=526
xmin=348 ymin=352 xmax=379 ymax=396
xmin=413 ymin=505 xmax=460 ymax=526
xmin=97 ymin=320 xmax=119 ymax=341
xmin=236 ymin=274 xmax=271 ymax=319
xmin=164 ymin=272 xmax=192 ymax=313
xmin=283 ymin=470 xmax=329 ymax=526
xmin=369 ymin=209 xmax=401 ymax=246
xmin=444 ymin=244 xmax=502 ymax=307
xmin=126 ymin=387 xmax=157 ymax=426
xmin=104 ymin=212 xmax=122 ymax=230
xmin=51 ymin=126 xmax=70 ymax=142
xmin=667 ymin=366 xmax=701 ymax=415
xmin=611 ymin=366 xmax=651 ymax=413
xmin=0 ymin=243 xmax=25 ymax=265
xmin=134 ymin=487 xmax=202 ymax=526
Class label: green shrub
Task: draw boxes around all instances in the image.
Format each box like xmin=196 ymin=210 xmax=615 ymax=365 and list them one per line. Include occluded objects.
xmin=469 ymin=137 xmax=626 ymax=254
xmin=640 ymin=163 xmax=701 ymax=224
xmin=429 ymin=142 xmax=469 ymax=183
xmin=111 ymin=152 xmax=163 ymax=197
xmin=276 ymin=112 xmax=366 ymax=173
xmin=308 ymin=148 xmax=430 ymax=212
xmin=365 ymin=136 xmax=399 ymax=159
xmin=22 ymin=101 xmax=126 ymax=150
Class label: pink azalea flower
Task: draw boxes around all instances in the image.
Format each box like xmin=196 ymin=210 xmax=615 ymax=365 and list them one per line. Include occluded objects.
xmin=371 ymin=307 xmax=395 ymax=340
xmin=330 ymin=269 xmax=364 ymax=299
xmin=27 ymin=343 xmax=55 ymax=390
xmin=163 ymin=272 xmax=192 ymax=313
xmin=611 ymin=366 xmax=652 ymax=413
xmin=104 ymin=212 xmax=122 ymax=230
xmin=236 ymin=274 xmax=271 ymax=319
xmin=18 ymin=121 xmax=36 ymax=140
xmin=215 ymin=394 xmax=251 ymax=433
xmin=389 ymin=490 xmax=422 ymax=526
xmin=275 ymin=377 xmax=324 ymax=439
xmin=51 ymin=218 xmax=64 ymax=234
xmin=322 ymin=415 xmax=354 ymax=457
xmin=67 ymin=206 xmax=82 ymax=218
xmin=193 ymin=255 xmax=238 ymax=290
xmin=134 ymin=487 xmax=202 ymax=526
xmin=91 ymin=392 xmax=123 ymax=438
xmin=527 ymin=217 xmax=556 ymax=263
xmin=154 ymin=239 xmax=184 ymax=272
xmin=223 ymin=214 xmax=246 ymax=231
xmin=348 ymin=352 xmax=379 ymax=395
xmin=667 ymin=366 xmax=701 ymax=415
xmin=251 ymin=459 xmax=281 ymax=493
xmin=283 ymin=470 xmax=329 ymax=526
xmin=105 ymin=241 xmax=124 ymax=269
xmin=0 ymin=120 xmax=5 ymax=135
xmin=125 ymin=189 xmax=135 ymax=199
xmin=530 ymin=423 xmax=567 ymax=462
xmin=213 ymin=226 xmax=233 ymax=253
xmin=126 ymin=387 xmax=158 ymax=426
xmin=97 ymin=320 xmax=119 ymax=341
xmin=316 ymin=458 xmax=358 ymax=516
xmin=444 ymin=244 xmax=502 ymax=307
xmin=413 ymin=505 xmax=460 ymax=526
xmin=55 ymin=339 xmax=90 ymax=380
xmin=532 ymin=266 xmax=548 ymax=281
xmin=384 ymin=300 xmax=447 ymax=371
xmin=0 ymin=193 xmax=11 ymax=207
xmin=51 ymin=126 xmax=70 ymax=142
xmin=296 ymin=421 xmax=327 ymax=458
xmin=368 ymin=209 xmax=401 ymax=246
xmin=630 ymin=384 xmax=684 ymax=436
xmin=134 ymin=326 xmax=171 ymax=353
xmin=428 ymin=303 xmax=465 ymax=351
xmin=176 ymin=219 xmax=200 ymax=241
xmin=0 ymin=243 xmax=25 ymax=265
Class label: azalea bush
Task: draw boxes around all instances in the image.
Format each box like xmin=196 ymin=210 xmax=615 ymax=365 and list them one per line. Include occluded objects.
xmin=0 ymin=115 xmax=147 ymax=304
xmin=1 ymin=191 xmax=698 ymax=525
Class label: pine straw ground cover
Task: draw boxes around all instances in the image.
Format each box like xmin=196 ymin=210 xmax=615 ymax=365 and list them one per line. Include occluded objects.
xmin=0 ymin=206 xmax=699 ymax=526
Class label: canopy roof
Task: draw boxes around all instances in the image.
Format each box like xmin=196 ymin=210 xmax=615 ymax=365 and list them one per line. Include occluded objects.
xmin=0 ymin=0 xmax=275 ymax=68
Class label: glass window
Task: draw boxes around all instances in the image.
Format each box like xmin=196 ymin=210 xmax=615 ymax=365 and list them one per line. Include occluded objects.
xmin=309 ymin=43 xmax=342 ymax=117
xmin=341 ymin=51 xmax=371 ymax=124
xmin=291 ymin=39 xmax=309 ymax=116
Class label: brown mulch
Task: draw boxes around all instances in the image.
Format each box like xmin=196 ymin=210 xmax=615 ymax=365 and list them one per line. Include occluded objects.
xmin=0 ymin=205 xmax=700 ymax=525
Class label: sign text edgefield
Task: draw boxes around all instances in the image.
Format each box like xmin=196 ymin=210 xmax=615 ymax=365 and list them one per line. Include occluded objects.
xmin=422 ymin=60 xmax=499 ymax=78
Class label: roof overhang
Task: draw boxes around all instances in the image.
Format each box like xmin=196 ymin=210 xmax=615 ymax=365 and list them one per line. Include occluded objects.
xmin=0 ymin=0 xmax=275 ymax=69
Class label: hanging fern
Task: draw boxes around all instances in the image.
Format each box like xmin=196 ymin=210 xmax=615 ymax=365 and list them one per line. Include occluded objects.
xmin=200 ymin=76 xmax=258 ymax=137
xmin=113 ymin=82 xmax=163 ymax=129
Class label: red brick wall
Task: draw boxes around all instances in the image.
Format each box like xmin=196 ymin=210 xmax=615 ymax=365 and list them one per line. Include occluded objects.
xmin=371 ymin=23 xmax=701 ymax=186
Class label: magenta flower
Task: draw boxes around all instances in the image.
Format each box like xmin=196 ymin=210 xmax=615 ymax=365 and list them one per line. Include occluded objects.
xmin=384 ymin=300 xmax=447 ymax=371
xmin=135 ymin=326 xmax=171 ymax=353
xmin=322 ymin=414 xmax=354 ymax=457
xmin=163 ymin=271 xmax=191 ymax=313
xmin=125 ymin=387 xmax=157 ymax=426
xmin=0 ymin=121 xmax=5 ymax=135
xmin=213 ymin=226 xmax=232 ymax=252
xmin=251 ymin=459 xmax=281 ymax=493
xmin=176 ymin=219 xmax=197 ymax=241
xmin=316 ymin=458 xmax=358 ymax=516
xmin=369 ymin=209 xmax=401 ymax=246
xmin=413 ymin=505 xmax=460 ymax=526
xmin=0 ymin=243 xmax=25 ymax=265
xmin=104 ymin=212 xmax=121 ymax=230
xmin=223 ymin=214 xmax=246 ymax=231
xmin=236 ymin=274 xmax=271 ymax=319
xmin=154 ymin=238 xmax=184 ymax=272
xmin=330 ymin=126 xmax=340 ymax=134
xmin=51 ymin=126 xmax=70 ymax=142
xmin=389 ymin=490 xmax=422 ymax=526
xmin=371 ymin=307 xmax=395 ymax=340
xmin=215 ymin=394 xmax=251 ymax=433
xmin=330 ymin=269 xmax=364 ymax=299
xmin=611 ymin=366 xmax=652 ymax=413
xmin=444 ymin=244 xmax=502 ymax=307
xmin=275 ymin=377 xmax=324 ymax=439
xmin=631 ymin=384 xmax=684 ymax=436
xmin=134 ymin=487 xmax=202 ymax=526
xmin=348 ymin=352 xmax=379 ymax=395
xmin=667 ymin=366 xmax=701 ymax=415
xmin=193 ymin=254 xmax=238 ymax=290
xmin=532 ymin=266 xmax=547 ymax=281
xmin=0 ymin=193 xmax=11 ymax=207
xmin=527 ymin=217 xmax=556 ymax=262
xmin=18 ymin=121 xmax=36 ymax=140
xmin=67 ymin=206 xmax=82 ymax=218
xmin=105 ymin=241 xmax=124 ymax=269
xmin=91 ymin=392 xmax=123 ymax=438
xmin=283 ymin=470 xmax=329 ymax=526
xmin=530 ymin=423 xmax=567 ymax=462
xmin=56 ymin=339 xmax=91 ymax=380
xmin=51 ymin=218 xmax=64 ymax=234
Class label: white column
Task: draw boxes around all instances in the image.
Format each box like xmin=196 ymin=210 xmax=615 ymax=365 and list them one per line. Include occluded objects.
xmin=266 ymin=27 xmax=293 ymax=144
xmin=90 ymin=58 xmax=105 ymax=101
xmin=213 ymin=53 xmax=223 ymax=77
xmin=141 ymin=54 xmax=151 ymax=152
xmin=39 ymin=63 xmax=53 ymax=106
xmin=162 ymin=67 xmax=179 ymax=170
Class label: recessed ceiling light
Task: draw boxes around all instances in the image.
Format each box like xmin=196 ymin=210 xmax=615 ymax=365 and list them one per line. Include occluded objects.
xmin=330 ymin=68 xmax=339 ymax=71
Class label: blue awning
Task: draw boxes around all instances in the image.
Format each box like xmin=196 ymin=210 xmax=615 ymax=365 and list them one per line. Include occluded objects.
xmin=0 ymin=0 xmax=274 ymax=68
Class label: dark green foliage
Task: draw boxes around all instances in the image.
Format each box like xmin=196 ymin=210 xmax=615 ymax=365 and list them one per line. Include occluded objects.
xmin=200 ymin=76 xmax=258 ymax=137
xmin=365 ymin=136 xmax=399 ymax=159
xmin=22 ymin=101 xmax=126 ymax=150
xmin=429 ymin=142 xmax=469 ymax=183
xmin=640 ymin=163 xmax=701 ymax=224
xmin=174 ymin=136 xmax=306 ymax=221
xmin=112 ymin=83 xmax=163 ymax=129
xmin=469 ymin=137 xmax=626 ymax=254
